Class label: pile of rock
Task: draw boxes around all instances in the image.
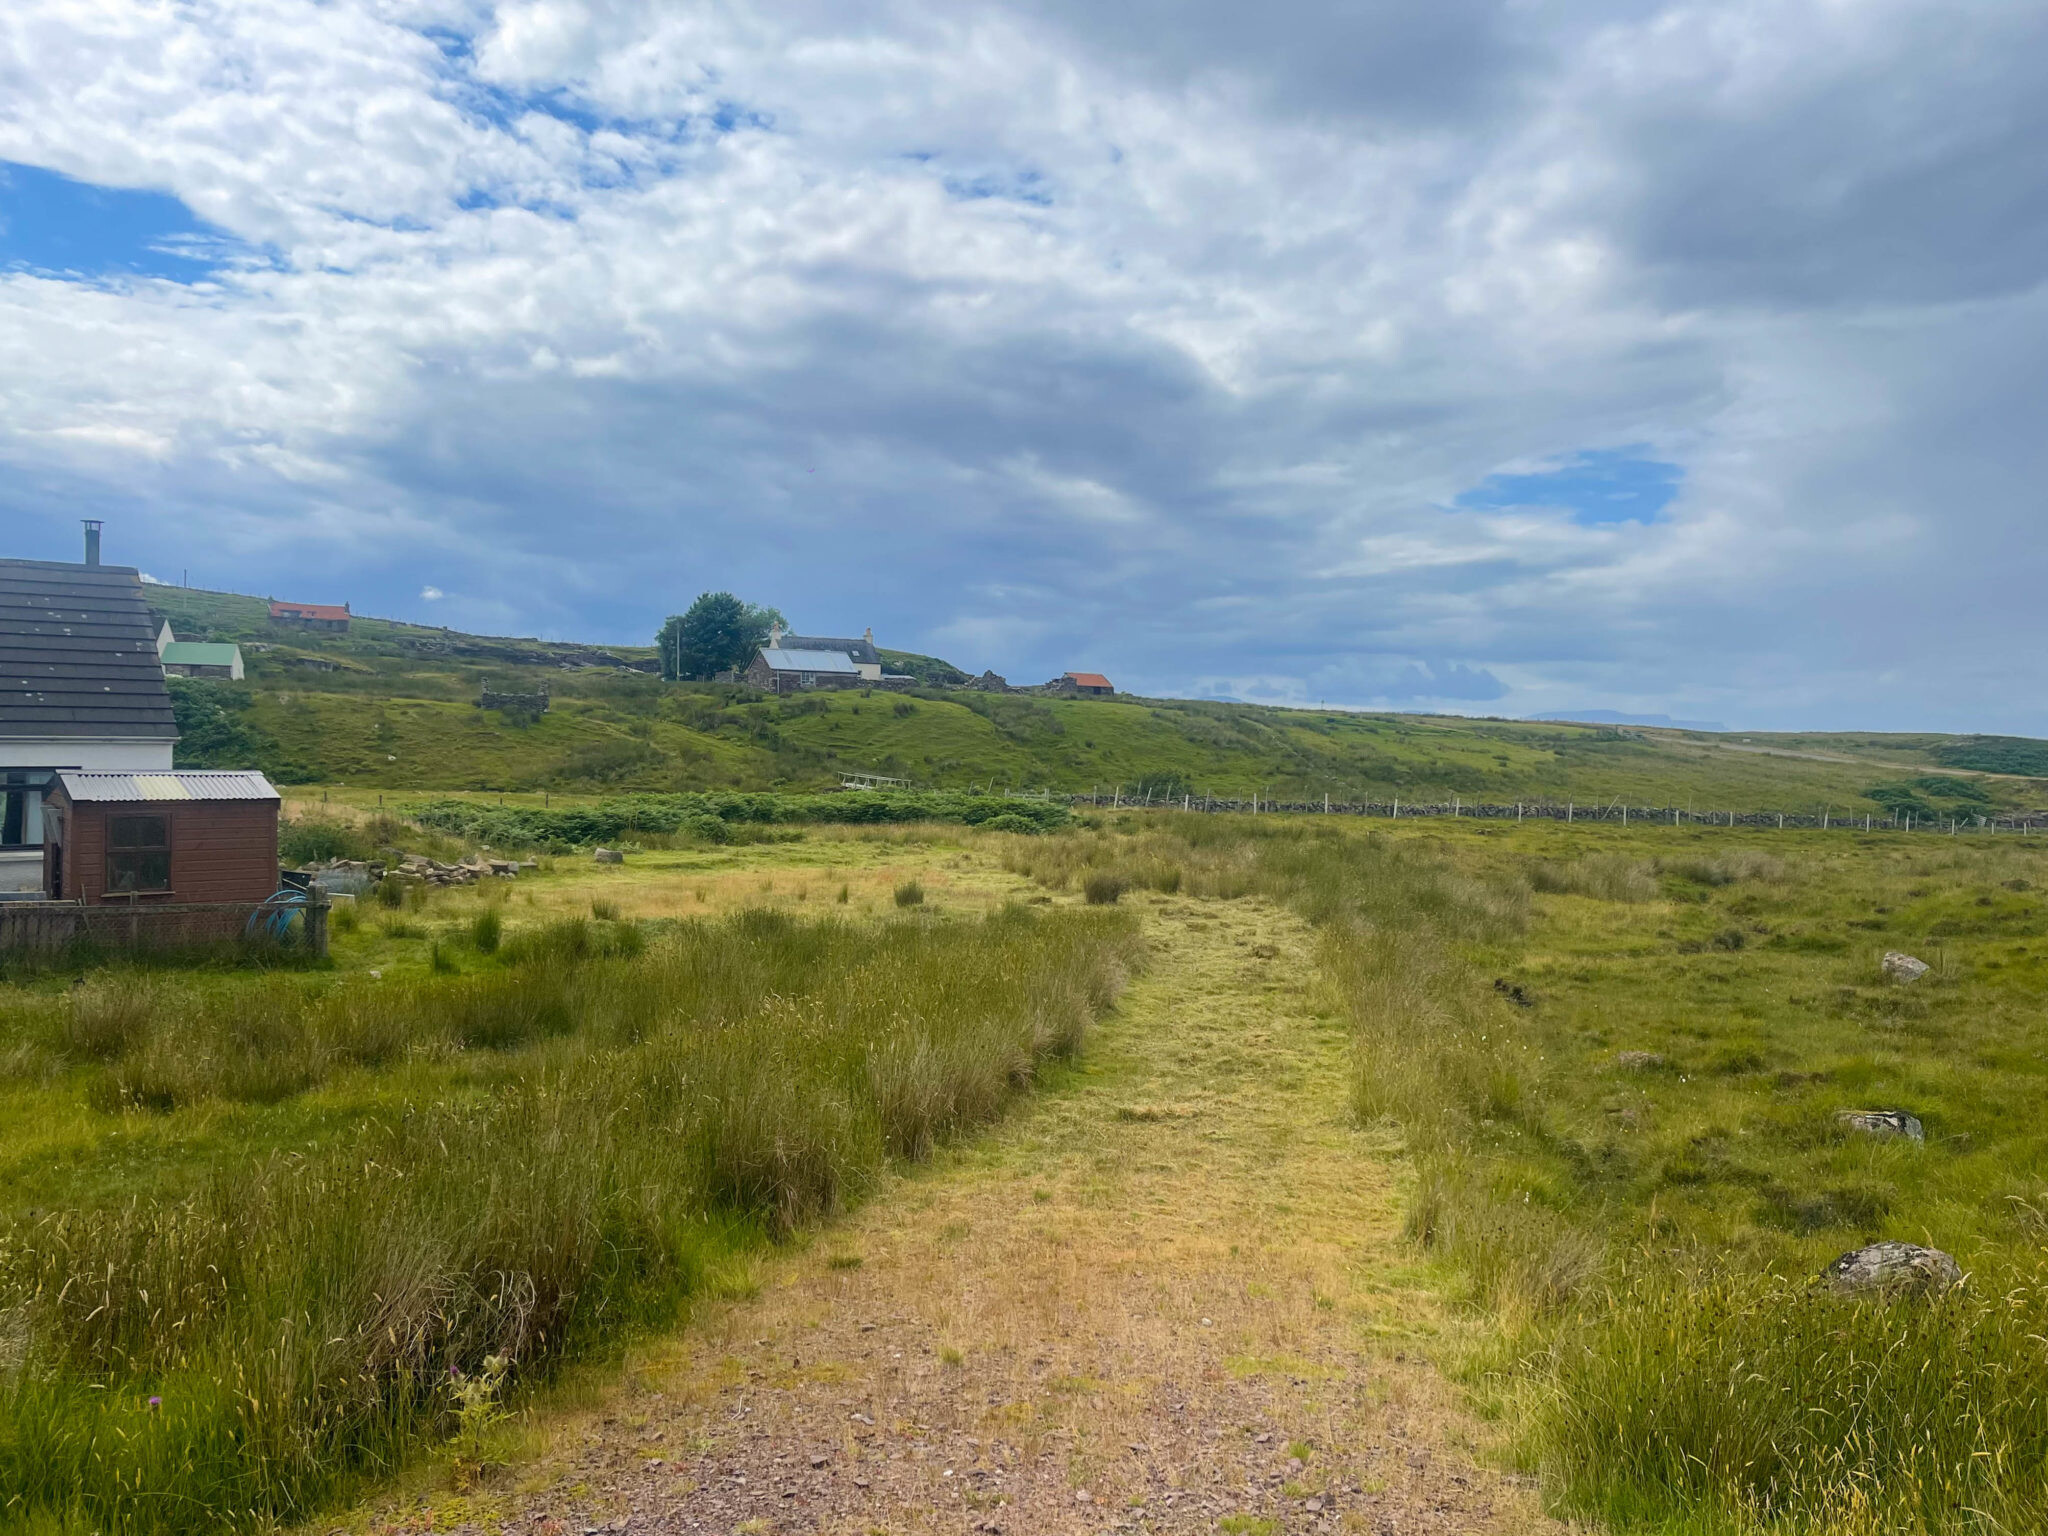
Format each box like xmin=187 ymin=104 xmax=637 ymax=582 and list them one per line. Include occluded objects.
xmin=391 ymin=852 xmax=533 ymax=886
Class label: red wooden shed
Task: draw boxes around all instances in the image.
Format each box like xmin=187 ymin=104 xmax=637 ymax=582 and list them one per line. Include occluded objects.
xmin=42 ymin=771 xmax=280 ymax=905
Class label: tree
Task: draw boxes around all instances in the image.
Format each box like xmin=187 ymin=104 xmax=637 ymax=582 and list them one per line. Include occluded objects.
xmin=657 ymin=594 xmax=785 ymax=681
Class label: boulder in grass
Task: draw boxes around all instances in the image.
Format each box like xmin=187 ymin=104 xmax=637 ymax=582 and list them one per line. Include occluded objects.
xmin=1615 ymin=1050 xmax=1667 ymax=1071
xmin=1837 ymin=1109 xmax=1925 ymax=1142
xmin=593 ymin=847 xmax=624 ymax=864
xmin=1823 ymin=1241 xmax=1961 ymax=1296
xmin=1882 ymin=951 xmax=1930 ymax=983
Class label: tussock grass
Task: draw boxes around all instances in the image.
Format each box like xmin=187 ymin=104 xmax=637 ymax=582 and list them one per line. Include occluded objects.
xmin=1530 ymin=853 xmax=1658 ymax=902
xmin=0 ymin=906 xmax=1139 ymax=1533
xmin=1539 ymin=1261 xmax=2048 ymax=1532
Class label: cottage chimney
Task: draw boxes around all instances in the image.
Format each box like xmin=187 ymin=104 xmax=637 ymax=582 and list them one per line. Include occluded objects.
xmin=864 ymin=626 xmax=874 ymax=643
xmin=82 ymin=520 xmax=102 ymax=567
xmin=767 ymin=622 xmax=784 ymax=648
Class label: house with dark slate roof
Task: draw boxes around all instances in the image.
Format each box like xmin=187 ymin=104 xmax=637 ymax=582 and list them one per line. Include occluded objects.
xmin=1 ymin=527 xmax=179 ymax=895
xmin=737 ymin=625 xmax=916 ymax=693
xmin=772 ymin=625 xmax=884 ymax=679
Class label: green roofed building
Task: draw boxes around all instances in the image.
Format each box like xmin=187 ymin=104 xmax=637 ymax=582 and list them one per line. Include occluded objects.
xmin=154 ymin=623 xmax=244 ymax=680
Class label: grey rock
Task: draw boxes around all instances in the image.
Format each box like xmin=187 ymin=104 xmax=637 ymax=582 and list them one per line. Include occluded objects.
xmin=1615 ymin=1050 xmax=1667 ymax=1071
xmin=1837 ymin=1109 xmax=1925 ymax=1142
xmin=1823 ymin=1241 xmax=1961 ymax=1295
xmin=1882 ymin=950 xmax=1930 ymax=982
xmin=593 ymin=847 xmax=624 ymax=864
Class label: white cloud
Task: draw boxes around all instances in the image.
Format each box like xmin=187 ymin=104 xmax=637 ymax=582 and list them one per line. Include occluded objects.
xmin=0 ymin=0 xmax=2043 ymax=730
xmin=420 ymin=585 xmax=444 ymax=600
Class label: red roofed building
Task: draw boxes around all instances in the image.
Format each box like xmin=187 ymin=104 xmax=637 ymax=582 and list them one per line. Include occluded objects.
xmin=1060 ymin=671 xmax=1114 ymax=697
xmin=269 ymin=599 xmax=351 ymax=632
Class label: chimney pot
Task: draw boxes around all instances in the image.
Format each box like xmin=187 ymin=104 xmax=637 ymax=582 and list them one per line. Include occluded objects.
xmin=82 ymin=520 xmax=103 ymax=567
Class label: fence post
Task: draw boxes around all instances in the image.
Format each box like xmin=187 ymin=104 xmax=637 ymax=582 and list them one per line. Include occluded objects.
xmin=1567 ymin=801 xmax=1573 ymax=823
xmin=1392 ymin=797 xmax=1399 ymax=819
xmin=305 ymin=896 xmax=330 ymax=959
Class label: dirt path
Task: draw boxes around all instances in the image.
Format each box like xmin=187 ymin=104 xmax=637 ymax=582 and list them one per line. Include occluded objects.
xmin=410 ymin=895 xmax=1561 ymax=1536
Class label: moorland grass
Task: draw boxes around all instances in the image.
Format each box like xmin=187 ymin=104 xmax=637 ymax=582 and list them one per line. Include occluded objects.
xmin=0 ymin=904 xmax=1139 ymax=1534
xmin=1001 ymin=813 xmax=2048 ymax=1532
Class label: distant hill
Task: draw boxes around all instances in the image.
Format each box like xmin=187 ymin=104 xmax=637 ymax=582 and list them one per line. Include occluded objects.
xmin=1529 ymin=709 xmax=1729 ymax=732
xmin=141 ymin=584 xmax=2048 ymax=814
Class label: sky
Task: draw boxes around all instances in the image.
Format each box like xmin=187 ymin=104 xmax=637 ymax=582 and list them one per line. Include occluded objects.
xmin=1 ymin=1 xmax=2044 ymax=732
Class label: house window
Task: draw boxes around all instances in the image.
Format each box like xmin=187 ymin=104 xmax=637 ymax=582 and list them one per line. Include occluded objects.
xmin=106 ymin=815 xmax=172 ymax=893
xmin=800 ymin=671 xmax=816 ymax=686
xmin=1 ymin=771 xmax=52 ymax=849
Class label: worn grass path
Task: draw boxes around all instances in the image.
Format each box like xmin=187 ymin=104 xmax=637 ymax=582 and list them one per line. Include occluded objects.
xmin=372 ymin=893 xmax=1563 ymax=1536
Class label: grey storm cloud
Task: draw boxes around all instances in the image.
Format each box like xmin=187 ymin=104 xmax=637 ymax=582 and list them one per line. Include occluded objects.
xmin=0 ymin=0 xmax=2043 ymax=730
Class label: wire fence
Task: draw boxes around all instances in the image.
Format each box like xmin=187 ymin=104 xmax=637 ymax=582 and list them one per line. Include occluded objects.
xmin=1070 ymin=790 xmax=2046 ymax=835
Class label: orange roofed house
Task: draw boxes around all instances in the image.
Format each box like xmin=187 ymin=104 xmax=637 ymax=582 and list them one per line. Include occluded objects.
xmin=270 ymin=600 xmax=350 ymax=633
xmin=1061 ymin=672 xmax=1114 ymax=697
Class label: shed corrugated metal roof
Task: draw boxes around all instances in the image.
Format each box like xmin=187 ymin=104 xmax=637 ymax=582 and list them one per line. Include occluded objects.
xmin=270 ymin=601 xmax=350 ymax=621
xmin=1065 ymin=672 xmax=1112 ymax=689
xmin=760 ymin=649 xmax=860 ymax=673
xmin=55 ymin=770 xmax=279 ymax=803
xmin=160 ymin=641 xmax=241 ymax=667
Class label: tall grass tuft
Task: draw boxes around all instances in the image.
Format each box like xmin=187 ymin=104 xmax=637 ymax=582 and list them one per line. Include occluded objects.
xmin=1537 ymin=1259 xmax=2048 ymax=1532
xmin=1530 ymin=854 xmax=1658 ymax=902
xmin=0 ymin=905 xmax=1139 ymax=1533
xmin=469 ymin=907 xmax=502 ymax=953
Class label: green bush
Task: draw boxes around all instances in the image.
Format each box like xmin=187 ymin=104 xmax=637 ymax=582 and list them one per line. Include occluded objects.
xmin=979 ymin=812 xmax=1042 ymax=835
xmin=894 ymin=880 xmax=925 ymax=908
xmin=278 ymin=817 xmax=372 ymax=865
xmin=404 ymin=789 xmax=1070 ymax=850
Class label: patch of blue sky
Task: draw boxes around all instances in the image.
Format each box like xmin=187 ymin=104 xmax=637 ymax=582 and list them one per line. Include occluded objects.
xmin=1455 ymin=447 xmax=1683 ymax=525
xmin=0 ymin=161 xmax=252 ymax=282
xmin=942 ymin=168 xmax=1053 ymax=207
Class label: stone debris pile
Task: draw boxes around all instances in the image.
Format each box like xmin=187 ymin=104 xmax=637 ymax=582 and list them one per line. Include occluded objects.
xmin=391 ymin=851 xmax=535 ymax=886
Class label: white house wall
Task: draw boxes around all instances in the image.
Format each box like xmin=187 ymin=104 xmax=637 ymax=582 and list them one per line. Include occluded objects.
xmin=0 ymin=739 xmax=176 ymax=772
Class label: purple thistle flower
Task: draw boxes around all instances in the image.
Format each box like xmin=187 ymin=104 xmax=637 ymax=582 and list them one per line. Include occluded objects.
xmin=148 ymin=1396 xmax=162 ymax=1411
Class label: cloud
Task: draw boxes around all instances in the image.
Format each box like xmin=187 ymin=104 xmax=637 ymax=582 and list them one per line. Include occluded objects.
xmin=0 ymin=0 xmax=2042 ymax=732
xmin=420 ymin=585 xmax=444 ymax=600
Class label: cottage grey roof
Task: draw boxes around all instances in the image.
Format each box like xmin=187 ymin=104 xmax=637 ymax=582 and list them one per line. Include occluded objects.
xmin=55 ymin=770 xmax=279 ymax=803
xmin=781 ymin=633 xmax=880 ymax=667
xmin=0 ymin=559 xmax=178 ymax=741
xmin=759 ymin=648 xmax=862 ymax=674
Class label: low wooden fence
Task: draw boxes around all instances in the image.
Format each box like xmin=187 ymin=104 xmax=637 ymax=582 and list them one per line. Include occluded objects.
xmin=1072 ymin=792 xmax=2047 ymax=835
xmin=0 ymin=896 xmax=329 ymax=957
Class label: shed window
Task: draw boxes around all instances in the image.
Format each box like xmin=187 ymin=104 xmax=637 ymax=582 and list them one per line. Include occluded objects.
xmin=106 ymin=815 xmax=172 ymax=893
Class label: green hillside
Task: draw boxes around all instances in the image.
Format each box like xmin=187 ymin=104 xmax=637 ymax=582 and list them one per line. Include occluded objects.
xmin=145 ymin=585 xmax=2048 ymax=816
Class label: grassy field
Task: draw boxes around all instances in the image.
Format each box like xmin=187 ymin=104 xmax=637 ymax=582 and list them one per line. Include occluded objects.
xmin=5 ymin=783 xmax=2044 ymax=1533
xmin=145 ymin=583 xmax=2048 ymax=816
xmin=1002 ymin=812 xmax=2048 ymax=1532
xmin=0 ymin=828 xmax=1140 ymax=1534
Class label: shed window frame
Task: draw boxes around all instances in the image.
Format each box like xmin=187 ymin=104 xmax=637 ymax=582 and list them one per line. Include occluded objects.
xmin=105 ymin=813 xmax=172 ymax=894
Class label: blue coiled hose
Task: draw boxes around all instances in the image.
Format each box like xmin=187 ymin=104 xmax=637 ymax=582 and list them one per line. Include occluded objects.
xmin=246 ymin=885 xmax=309 ymax=942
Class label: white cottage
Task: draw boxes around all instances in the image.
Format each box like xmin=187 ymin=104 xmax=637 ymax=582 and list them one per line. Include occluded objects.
xmin=1 ymin=525 xmax=179 ymax=896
